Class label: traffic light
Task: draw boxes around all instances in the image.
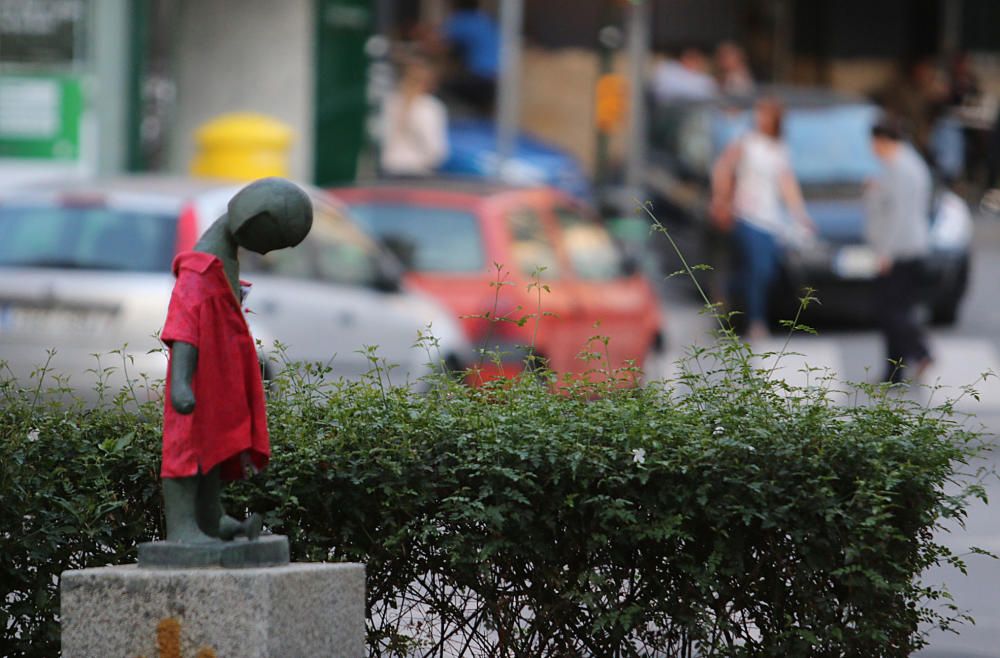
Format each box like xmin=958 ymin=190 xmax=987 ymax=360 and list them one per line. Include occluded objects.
xmin=595 ymin=73 xmax=627 ymax=133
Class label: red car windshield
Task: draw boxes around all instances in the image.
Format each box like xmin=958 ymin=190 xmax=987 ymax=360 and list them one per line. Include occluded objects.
xmin=0 ymin=205 xmax=178 ymax=272
xmin=348 ymin=203 xmax=485 ymax=273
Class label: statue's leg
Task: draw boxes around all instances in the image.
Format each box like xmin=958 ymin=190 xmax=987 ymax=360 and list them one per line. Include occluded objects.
xmin=197 ymin=465 xmax=262 ymax=541
xmin=163 ymin=476 xmax=217 ymax=543
xmin=194 ymin=466 xmax=226 ymax=538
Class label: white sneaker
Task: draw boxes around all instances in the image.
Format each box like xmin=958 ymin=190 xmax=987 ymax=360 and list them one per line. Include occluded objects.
xmin=981 ymin=188 xmax=1000 ymax=216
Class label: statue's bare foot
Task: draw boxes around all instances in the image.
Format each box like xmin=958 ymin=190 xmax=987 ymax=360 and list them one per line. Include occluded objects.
xmin=243 ymin=513 xmax=263 ymax=540
xmin=219 ymin=513 xmax=263 ymax=541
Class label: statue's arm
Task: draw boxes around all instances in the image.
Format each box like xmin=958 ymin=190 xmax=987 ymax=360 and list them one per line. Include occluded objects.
xmin=169 ymin=341 xmax=199 ymax=414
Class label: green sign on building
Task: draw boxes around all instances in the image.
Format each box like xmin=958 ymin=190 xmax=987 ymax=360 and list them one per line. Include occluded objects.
xmin=0 ymin=74 xmax=84 ymax=161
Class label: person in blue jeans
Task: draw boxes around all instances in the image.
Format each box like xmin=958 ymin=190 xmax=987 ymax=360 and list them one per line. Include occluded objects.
xmin=710 ymin=98 xmax=815 ymax=341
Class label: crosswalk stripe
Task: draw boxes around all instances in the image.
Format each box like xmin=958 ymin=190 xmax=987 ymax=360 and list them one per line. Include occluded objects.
xmin=752 ymin=337 xmax=845 ymax=391
xmin=919 ymin=337 xmax=1000 ymax=413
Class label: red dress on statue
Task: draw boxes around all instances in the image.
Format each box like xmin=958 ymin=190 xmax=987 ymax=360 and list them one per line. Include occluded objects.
xmin=161 ymin=251 xmax=269 ymax=481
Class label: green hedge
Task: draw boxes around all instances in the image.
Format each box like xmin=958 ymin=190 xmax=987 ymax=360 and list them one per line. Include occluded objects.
xmin=0 ymin=342 xmax=990 ymax=657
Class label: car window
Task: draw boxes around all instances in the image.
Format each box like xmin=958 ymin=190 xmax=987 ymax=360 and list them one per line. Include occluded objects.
xmin=507 ymin=207 xmax=560 ymax=278
xmin=0 ymin=204 xmax=177 ymax=272
xmin=311 ymin=201 xmax=380 ymax=287
xmin=349 ymin=203 xmax=485 ymax=273
xmin=239 ymin=202 xmax=377 ymax=285
xmin=712 ymin=105 xmax=881 ymax=184
xmin=554 ymin=206 xmax=625 ymax=281
xmin=242 ymin=244 xmax=314 ymax=279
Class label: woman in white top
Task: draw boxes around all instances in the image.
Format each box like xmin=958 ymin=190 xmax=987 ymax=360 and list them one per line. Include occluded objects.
xmin=381 ymin=54 xmax=449 ymax=176
xmin=710 ymin=98 xmax=813 ymax=340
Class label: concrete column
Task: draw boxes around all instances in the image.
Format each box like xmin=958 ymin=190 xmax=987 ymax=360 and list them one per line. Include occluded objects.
xmin=169 ymin=0 xmax=314 ymax=181
xmin=91 ymin=0 xmax=130 ymax=175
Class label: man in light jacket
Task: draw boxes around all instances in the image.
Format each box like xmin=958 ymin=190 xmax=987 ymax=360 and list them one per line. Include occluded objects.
xmin=866 ymin=117 xmax=933 ymax=383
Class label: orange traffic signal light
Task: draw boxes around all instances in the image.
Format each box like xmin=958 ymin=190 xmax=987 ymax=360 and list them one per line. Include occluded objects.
xmin=595 ymin=73 xmax=627 ymax=133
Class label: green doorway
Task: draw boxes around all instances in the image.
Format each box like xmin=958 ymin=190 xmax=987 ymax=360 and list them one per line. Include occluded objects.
xmin=314 ymin=0 xmax=372 ymax=185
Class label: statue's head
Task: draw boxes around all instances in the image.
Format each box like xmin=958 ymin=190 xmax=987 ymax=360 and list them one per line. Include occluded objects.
xmin=227 ymin=178 xmax=313 ymax=254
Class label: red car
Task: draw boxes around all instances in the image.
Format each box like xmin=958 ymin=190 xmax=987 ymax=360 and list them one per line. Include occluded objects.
xmin=332 ymin=181 xmax=666 ymax=381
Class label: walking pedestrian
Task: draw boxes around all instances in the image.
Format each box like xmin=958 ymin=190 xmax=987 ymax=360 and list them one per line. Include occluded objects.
xmin=865 ymin=117 xmax=933 ymax=383
xmin=710 ymin=98 xmax=813 ymax=341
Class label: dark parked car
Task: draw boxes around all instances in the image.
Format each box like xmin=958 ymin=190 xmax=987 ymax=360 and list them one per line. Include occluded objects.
xmin=646 ymin=88 xmax=972 ymax=325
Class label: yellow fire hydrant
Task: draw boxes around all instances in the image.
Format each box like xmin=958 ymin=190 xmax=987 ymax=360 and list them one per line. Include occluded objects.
xmin=190 ymin=113 xmax=292 ymax=181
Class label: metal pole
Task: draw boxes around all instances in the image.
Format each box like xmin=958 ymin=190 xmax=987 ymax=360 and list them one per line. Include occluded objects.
xmin=940 ymin=0 xmax=962 ymax=58
xmin=422 ymin=0 xmax=447 ymax=24
xmin=596 ymin=25 xmax=623 ymax=198
xmin=623 ymin=0 xmax=650 ymax=201
xmin=496 ymin=0 xmax=523 ymax=175
xmin=772 ymin=0 xmax=792 ymax=83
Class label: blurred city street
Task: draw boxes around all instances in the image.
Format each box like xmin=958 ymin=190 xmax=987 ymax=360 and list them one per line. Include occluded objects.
xmin=659 ymin=214 xmax=1000 ymax=658
xmin=3 ymin=0 xmax=1000 ymax=655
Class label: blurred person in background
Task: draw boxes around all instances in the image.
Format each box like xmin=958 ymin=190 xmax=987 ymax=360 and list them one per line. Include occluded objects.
xmin=874 ymin=57 xmax=949 ymax=160
xmin=715 ymin=41 xmax=755 ymax=96
xmin=944 ymin=52 xmax=994 ymax=190
xmin=381 ymin=53 xmax=450 ymax=177
xmin=931 ymin=53 xmax=984 ymax=184
xmin=710 ymin=98 xmax=814 ymax=342
xmin=876 ymin=57 xmax=968 ymax=183
xmin=437 ymin=0 xmax=500 ymax=115
xmin=947 ymin=52 xmax=981 ymax=107
xmin=651 ymin=47 xmax=718 ymax=103
xmin=865 ymin=118 xmax=933 ymax=383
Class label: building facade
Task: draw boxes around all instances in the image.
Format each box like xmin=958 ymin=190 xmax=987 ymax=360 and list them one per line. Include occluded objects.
xmin=2 ymin=0 xmax=997 ymax=186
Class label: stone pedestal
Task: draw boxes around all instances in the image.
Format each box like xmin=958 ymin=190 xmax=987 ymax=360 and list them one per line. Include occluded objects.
xmin=61 ymin=562 xmax=365 ymax=658
xmin=137 ymin=535 xmax=290 ymax=569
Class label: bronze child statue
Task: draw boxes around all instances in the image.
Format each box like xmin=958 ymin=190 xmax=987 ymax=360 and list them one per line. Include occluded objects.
xmin=159 ymin=178 xmax=312 ymax=544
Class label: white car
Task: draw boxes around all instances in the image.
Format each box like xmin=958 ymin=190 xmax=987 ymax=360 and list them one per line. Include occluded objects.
xmin=0 ymin=176 xmax=472 ymax=402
